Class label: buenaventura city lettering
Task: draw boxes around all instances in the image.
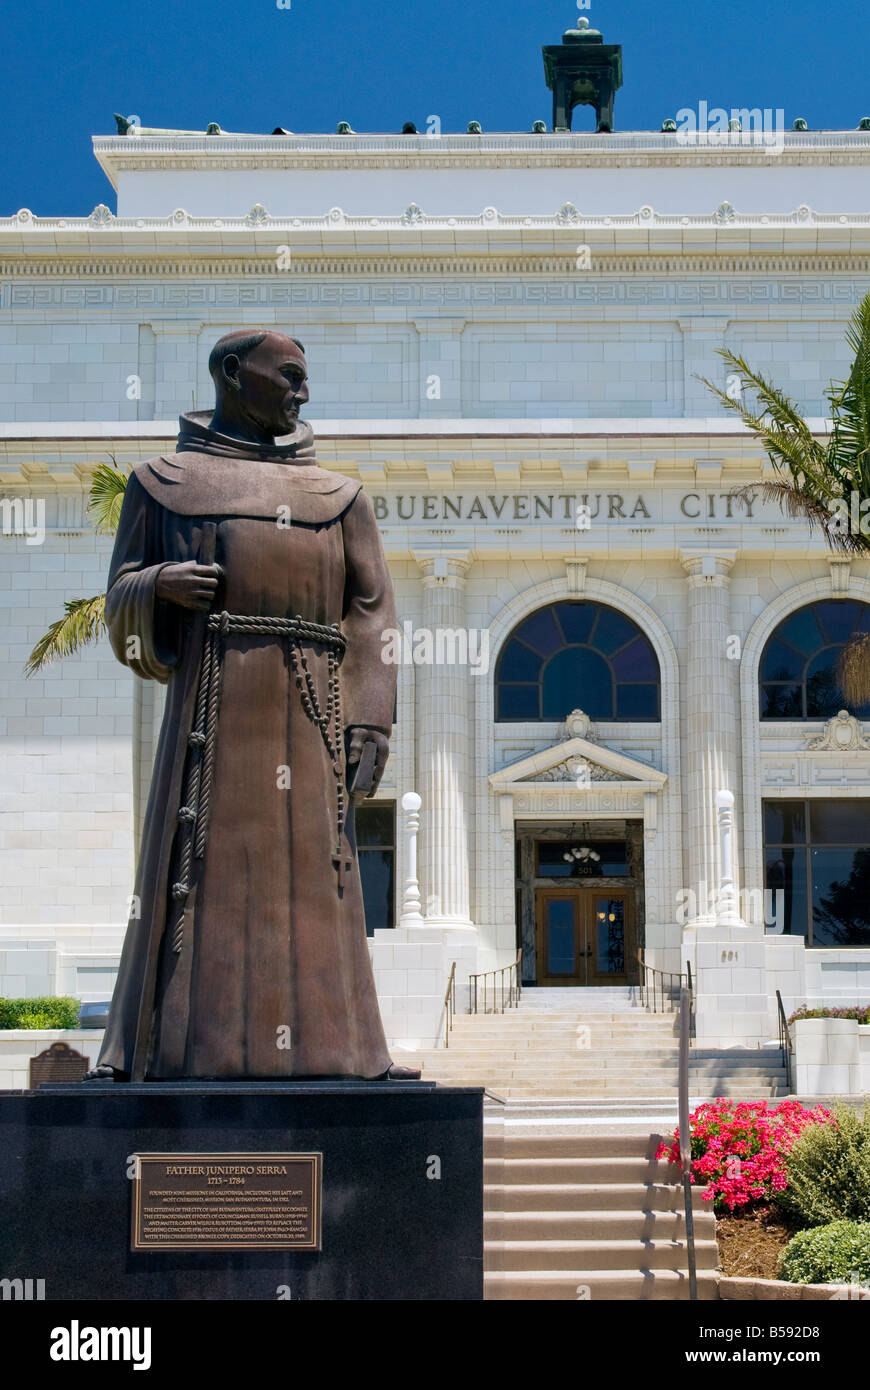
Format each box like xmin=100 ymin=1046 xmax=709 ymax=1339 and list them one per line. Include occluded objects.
xmin=371 ymin=492 xmax=758 ymax=523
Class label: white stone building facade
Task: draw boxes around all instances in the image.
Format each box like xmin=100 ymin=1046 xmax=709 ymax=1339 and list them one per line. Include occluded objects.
xmin=2 ymin=128 xmax=870 ymax=1052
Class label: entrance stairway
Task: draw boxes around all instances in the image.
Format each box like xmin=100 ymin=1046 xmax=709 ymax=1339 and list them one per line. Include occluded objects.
xmin=483 ymin=1113 xmax=720 ymax=1300
xmin=408 ymin=988 xmax=787 ymax=1100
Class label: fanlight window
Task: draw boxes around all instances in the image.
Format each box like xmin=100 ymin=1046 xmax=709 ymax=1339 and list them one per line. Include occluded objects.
xmin=495 ymin=601 xmax=660 ymax=721
xmin=759 ymin=600 xmax=870 ymax=720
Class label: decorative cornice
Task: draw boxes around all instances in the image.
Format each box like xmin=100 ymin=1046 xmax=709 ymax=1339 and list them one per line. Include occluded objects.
xmin=6 ymin=202 xmax=870 ymax=235
xmin=3 ymin=254 xmax=870 ymax=279
xmin=90 ymin=131 xmax=870 ymax=187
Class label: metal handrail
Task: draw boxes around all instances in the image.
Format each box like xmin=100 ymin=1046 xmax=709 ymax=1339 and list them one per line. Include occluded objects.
xmin=443 ymin=961 xmax=457 ymax=1048
xmin=678 ymin=985 xmax=698 ymax=1302
xmin=637 ymin=948 xmax=688 ymax=1014
xmin=776 ymin=989 xmax=794 ymax=1093
xmin=469 ymin=950 xmax=522 ymax=1015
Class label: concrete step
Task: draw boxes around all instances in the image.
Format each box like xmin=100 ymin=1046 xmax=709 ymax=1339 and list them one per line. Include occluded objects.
xmin=486 ymin=1156 xmax=682 ymax=1183
xmin=487 ymin=1133 xmax=667 ymax=1158
xmin=488 ymin=1155 xmax=677 ymax=1183
xmin=423 ymin=1074 xmax=783 ymax=1092
xmin=485 ymin=1180 xmax=706 ymax=1212
xmin=484 ymin=1268 xmax=719 ymax=1300
xmin=480 ymin=1134 xmax=664 ymax=1156
xmin=485 ymin=1236 xmax=720 ymax=1272
xmin=485 ymin=1208 xmax=715 ymax=1241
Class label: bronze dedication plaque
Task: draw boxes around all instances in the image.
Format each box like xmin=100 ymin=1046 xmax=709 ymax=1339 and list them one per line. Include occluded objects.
xmin=131 ymin=1152 xmax=322 ymax=1251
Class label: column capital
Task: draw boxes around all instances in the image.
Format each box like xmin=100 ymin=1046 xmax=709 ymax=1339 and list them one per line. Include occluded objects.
xmin=679 ymin=549 xmax=737 ymax=585
xmin=412 ymin=550 xmax=474 ymax=588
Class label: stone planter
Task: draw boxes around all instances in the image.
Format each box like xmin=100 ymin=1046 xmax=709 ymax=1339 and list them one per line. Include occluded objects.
xmin=720 ymin=1275 xmax=869 ymax=1301
xmin=0 ymin=1029 xmax=104 ymax=1089
xmin=793 ymin=1017 xmax=862 ymax=1095
xmin=860 ymin=1025 xmax=870 ymax=1092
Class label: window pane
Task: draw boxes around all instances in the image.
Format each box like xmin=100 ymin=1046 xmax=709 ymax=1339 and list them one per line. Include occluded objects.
xmin=810 ymin=799 xmax=870 ymax=844
xmin=611 ymin=636 xmax=659 ymax=682
xmin=616 ymin=684 xmax=659 ymax=719
xmin=356 ymin=803 xmax=395 ymax=848
xmin=764 ymin=847 xmax=809 ymax=940
xmin=760 ymin=638 xmax=804 ymax=682
xmin=545 ymin=900 xmax=576 ymax=974
xmin=360 ymin=849 xmax=394 ymax=934
xmin=764 ymin=800 xmax=806 ymax=845
xmin=516 ymin=606 xmax=564 ymax=657
xmin=815 ymin=600 xmax=862 ymax=645
xmin=497 ymin=684 xmax=539 ymax=719
xmin=811 ymin=847 xmax=870 ymax=947
xmin=760 ymin=683 xmax=802 ymax=719
xmin=595 ymin=899 xmax=625 ymax=973
xmin=805 ymin=650 xmax=844 ymax=717
xmin=554 ymin=601 xmax=597 ymax=644
xmin=542 ymin=647 xmax=612 ymax=719
xmin=590 ymin=606 xmax=640 ymax=655
xmin=498 ymin=638 xmax=543 ymax=682
xmin=777 ymin=606 xmax=823 ymax=656
xmin=538 ymin=841 xmax=627 ymax=877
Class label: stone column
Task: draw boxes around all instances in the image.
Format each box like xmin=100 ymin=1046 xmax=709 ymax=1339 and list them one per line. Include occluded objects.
xmin=679 ymin=553 xmax=770 ymax=1046
xmin=412 ymin=550 xmax=475 ymax=930
xmin=680 ymin=550 xmax=740 ymax=925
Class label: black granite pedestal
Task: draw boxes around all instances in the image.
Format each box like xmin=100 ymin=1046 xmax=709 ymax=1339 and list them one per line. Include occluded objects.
xmin=0 ymin=1081 xmax=484 ymax=1301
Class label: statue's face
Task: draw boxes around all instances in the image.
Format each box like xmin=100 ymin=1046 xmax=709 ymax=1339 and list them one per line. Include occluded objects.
xmin=227 ymin=333 xmax=309 ymax=436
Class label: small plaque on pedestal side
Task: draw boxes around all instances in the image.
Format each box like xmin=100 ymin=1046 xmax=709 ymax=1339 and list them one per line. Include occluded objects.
xmin=131 ymin=1152 xmax=322 ymax=1251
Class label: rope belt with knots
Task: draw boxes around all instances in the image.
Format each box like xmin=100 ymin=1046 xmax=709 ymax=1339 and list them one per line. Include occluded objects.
xmin=170 ymin=610 xmax=348 ymax=954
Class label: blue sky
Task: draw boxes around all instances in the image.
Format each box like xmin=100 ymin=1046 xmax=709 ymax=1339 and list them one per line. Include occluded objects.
xmin=3 ymin=0 xmax=869 ymax=214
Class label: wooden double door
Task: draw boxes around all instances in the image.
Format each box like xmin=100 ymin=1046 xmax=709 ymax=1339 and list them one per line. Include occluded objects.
xmin=535 ymin=887 xmax=635 ymax=986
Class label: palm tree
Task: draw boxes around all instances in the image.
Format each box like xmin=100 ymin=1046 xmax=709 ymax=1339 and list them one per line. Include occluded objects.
xmin=699 ymin=291 xmax=870 ymax=704
xmin=26 ymin=461 xmax=128 ymax=675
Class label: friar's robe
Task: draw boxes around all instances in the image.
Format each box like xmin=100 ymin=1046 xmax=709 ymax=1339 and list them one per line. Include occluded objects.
xmin=97 ymin=412 xmax=396 ymax=1080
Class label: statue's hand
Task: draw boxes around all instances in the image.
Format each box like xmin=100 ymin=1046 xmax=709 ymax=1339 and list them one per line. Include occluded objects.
xmin=155 ymin=561 xmax=223 ymax=611
xmin=346 ymin=726 xmax=390 ymax=797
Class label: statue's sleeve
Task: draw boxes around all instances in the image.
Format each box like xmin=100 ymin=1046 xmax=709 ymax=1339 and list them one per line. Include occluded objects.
xmin=105 ymin=471 xmax=182 ymax=684
xmin=340 ymin=487 xmax=397 ymax=733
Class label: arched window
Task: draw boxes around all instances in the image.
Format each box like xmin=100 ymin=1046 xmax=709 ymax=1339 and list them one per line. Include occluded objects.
xmin=759 ymin=599 xmax=870 ymax=720
xmin=495 ymin=601 xmax=661 ymax=721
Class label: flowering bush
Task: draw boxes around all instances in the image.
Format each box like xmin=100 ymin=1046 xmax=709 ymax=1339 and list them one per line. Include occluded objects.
xmin=788 ymin=1004 xmax=870 ymax=1026
xmin=657 ymin=1099 xmax=833 ymax=1213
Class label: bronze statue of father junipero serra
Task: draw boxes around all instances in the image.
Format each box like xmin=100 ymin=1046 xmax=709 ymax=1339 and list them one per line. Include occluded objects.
xmin=89 ymin=330 xmax=419 ymax=1082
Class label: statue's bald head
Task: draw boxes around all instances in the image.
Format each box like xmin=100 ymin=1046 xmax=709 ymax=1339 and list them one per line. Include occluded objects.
xmin=208 ymin=329 xmax=306 ymax=387
xmin=207 ymin=329 xmax=309 ymax=442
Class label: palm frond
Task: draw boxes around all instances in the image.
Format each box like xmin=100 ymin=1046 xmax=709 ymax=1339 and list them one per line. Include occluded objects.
xmin=727 ymin=480 xmax=870 ymax=554
xmin=826 ymin=296 xmax=870 ymax=487
xmin=837 ymin=633 xmax=870 ymax=706
xmin=707 ymin=350 xmax=826 ymax=454
xmin=25 ymin=595 xmax=107 ymax=676
xmin=88 ymin=458 xmax=129 ymax=535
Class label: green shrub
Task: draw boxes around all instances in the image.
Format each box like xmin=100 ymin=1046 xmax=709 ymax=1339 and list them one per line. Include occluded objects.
xmin=788 ymin=1004 xmax=870 ymax=1025
xmin=0 ymin=996 xmax=81 ymax=1030
xmin=779 ymin=1220 xmax=870 ymax=1285
xmin=776 ymin=1104 xmax=870 ymax=1226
